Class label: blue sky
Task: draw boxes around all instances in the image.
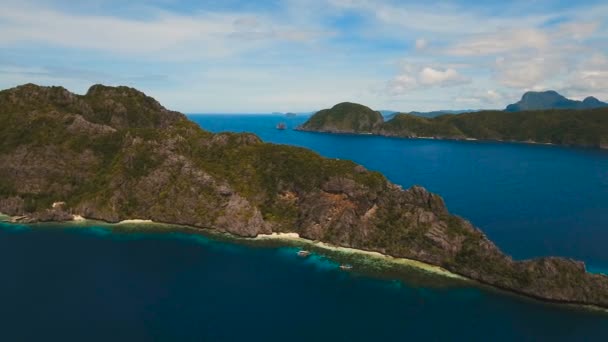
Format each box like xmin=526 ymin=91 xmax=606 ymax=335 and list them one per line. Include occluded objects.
xmin=1 ymin=0 xmax=607 ymax=112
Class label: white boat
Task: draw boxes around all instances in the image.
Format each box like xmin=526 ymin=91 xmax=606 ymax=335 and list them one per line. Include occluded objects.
xmin=297 ymin=250 xmax=311 ymax=257
xmin=339 ymin=264 xmax=353 ymax=270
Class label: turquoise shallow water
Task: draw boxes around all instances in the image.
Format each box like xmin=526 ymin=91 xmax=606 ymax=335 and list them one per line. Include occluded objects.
xmin=1 ymin=114 xmax=608 ymax=340
xmin=0 ymin=223 xmax=607 ymax=341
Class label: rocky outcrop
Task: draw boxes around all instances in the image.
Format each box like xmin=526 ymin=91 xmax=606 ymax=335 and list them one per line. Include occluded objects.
xmin=1 ymin=83 xmax=608 ymax=308
xmin=68 ymin=115 xmax=116 ymax=135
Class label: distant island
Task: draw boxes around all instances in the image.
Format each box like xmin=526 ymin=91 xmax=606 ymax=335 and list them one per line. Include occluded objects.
xmin=505 ymin=91 xmax=608 ymax=112
xmin=1 ymin=84 xmax=608 ymax=309
xmin=297 ymin=102 xmax=608 ymax=149
xmin=380 ymin=90 xmax=608 ymax=118
xmin=384 ymin=109 xmax=480 ymax=120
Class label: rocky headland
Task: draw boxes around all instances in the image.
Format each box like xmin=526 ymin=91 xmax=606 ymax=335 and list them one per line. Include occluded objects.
xmin=1 ymin=84 xmax=608 ymax=308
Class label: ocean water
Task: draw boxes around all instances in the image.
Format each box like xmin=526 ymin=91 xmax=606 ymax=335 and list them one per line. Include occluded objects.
xmin=1 ymin=223 xmax=607 ymax=341
xmin=1 ymin=114 xmax=608 ymax=340
xmin=189 ymin=114 xmax=608 ymax=270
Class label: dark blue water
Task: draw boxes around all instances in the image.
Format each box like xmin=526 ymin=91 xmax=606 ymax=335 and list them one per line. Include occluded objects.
xmin=1 ymin=223 xmax=607 ymax=341
xmin=189 ymin=114 xmax=608 ymax=272
xmin=2 ymin=114 xmax=608 ymax=340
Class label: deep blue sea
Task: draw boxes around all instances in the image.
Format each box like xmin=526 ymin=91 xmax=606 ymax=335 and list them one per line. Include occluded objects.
xmin=1 ymin=114 xmax=607 ymax=340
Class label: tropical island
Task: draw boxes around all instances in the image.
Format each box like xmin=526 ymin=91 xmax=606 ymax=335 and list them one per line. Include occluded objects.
xmin=505 ymin=90 xmax=608 ymax=112
xmin=297 ymin=94 xmax=608 ymax=149
xmin=1 ymin=83 xmax=608 ymax=309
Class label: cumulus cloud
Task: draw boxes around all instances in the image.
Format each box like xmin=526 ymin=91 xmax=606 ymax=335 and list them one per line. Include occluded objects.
xmin=387 ymin=65 xmax=470 ymax=95
xmin=418 ymin=67 xmax=469 ymax=86
xmin=1 ymin=0 xmax=608 ymax=111
xmin=444 ymin=20 xmax=602 ymax=90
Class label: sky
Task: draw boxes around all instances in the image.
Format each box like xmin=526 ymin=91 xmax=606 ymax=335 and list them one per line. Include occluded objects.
xmin=1 ymin=0 xmax=607 ymax=113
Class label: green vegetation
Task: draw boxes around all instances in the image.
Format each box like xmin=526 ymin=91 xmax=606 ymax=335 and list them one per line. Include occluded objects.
xmin=428 ymin=109 xmax=608 ymax=147
xmin=2 ymin=83 xmax=608 ymax=308
xmin=301 ymin=101 xmax=608 ymax=148
xmin=300 ymin=102 xmax=384 ymax=133
xmin=0 ymin=85 xmax=387 ymax=217
xmin=381 ymin=114 xmax=464 ymax=138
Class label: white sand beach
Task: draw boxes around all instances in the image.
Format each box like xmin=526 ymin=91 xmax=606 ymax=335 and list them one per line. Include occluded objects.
xmin=116 ymin=219 xmax=155 ymax=224
xmin=255 ymin=232 xmax=465 ymax=280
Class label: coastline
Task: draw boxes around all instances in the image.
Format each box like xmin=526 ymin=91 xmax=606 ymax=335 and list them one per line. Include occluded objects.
xmin=253 ymin=232 xmax=465 ymax=280
xmin=295 ymin=127 xmax=606 ymax=150
xmin=1 ymin=213 xmax=607 ymax=314
xmin=115 ymin=219 xmax=155 ymax=224
xmin=0 ymin=213 xmax=460 ymax=279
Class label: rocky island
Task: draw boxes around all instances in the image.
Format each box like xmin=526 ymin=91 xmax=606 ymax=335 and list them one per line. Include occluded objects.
xmin=1 ymin=84 xmax=608 ymax=308
xmin=298 ymin=101 xmax=608 ymax=148
xmin=505 ymin=90 xmax=608 ymax=112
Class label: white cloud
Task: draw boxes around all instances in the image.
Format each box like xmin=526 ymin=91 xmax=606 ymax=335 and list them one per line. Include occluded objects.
xmin=454 ymin=89 xmax=506 ymax=107
xmin=415 ymin=38 xmax=427 ymax=50
xmin=448 ymin=29 xmax=549 ymax=56
xmin=1 ymin=0 xmax=607 ymax=111
xmin=0 ymin=2 xmax=332 ymax=59
xmin=556 ymin=22 xmax=600 ymax=41
xmin=387 ymin=65 xmax=470 ymax=95
xmin=418 ymin=67 xmax=468 ymax=86
xmin=560 ymin=53 xmax=608 ymax=100
xmin=327 ymin=0 xmax=555 ymax=35
xmin=493 ymin=54 xmax=564 ymax=89
xmin=442 ymin=20 xmax=602 ymax=91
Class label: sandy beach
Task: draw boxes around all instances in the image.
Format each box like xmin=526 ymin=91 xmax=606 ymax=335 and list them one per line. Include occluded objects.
xmin=116 ymin=219 xmax=155 ymax=224
xmin=254 ymin=232 xmax=465 ymax=280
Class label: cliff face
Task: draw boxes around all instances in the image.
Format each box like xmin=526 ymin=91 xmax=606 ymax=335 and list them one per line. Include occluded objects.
xmin=1 ymin=84 xmax=608 ymax=308
xmin=300 ymin=102 xmax=608 ymax=148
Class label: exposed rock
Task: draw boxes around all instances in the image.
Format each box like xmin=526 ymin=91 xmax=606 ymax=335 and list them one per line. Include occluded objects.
xmin=68 ymin=115 xmax=116 ymax=135
xmin=215 ymin=194 xmax=270 ymax=237
xmin=1 ymin=83 xmax=608 ymax=309
xmin=0 ymin=197 xmax=25 ymax=216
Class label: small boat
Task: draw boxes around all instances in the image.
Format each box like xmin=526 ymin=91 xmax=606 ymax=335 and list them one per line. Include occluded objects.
xmin=297 ymin=250 xmax=311 ymax=257
xmin=339 ymin=264 xmax=353 ymax=271
xmin=276 ymin=122 xmax=287 ymax=130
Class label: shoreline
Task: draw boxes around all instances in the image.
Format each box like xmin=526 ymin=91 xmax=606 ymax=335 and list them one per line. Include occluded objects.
xmin=0 ymin=214 xmax=460 ymax=279
xmin=1 ymin=213 xmax=607 ymax=314
xmin=295 ymin=127 xmax=608 ymax=150
xmin=253 ymin=232 xmax=465 ymax=280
